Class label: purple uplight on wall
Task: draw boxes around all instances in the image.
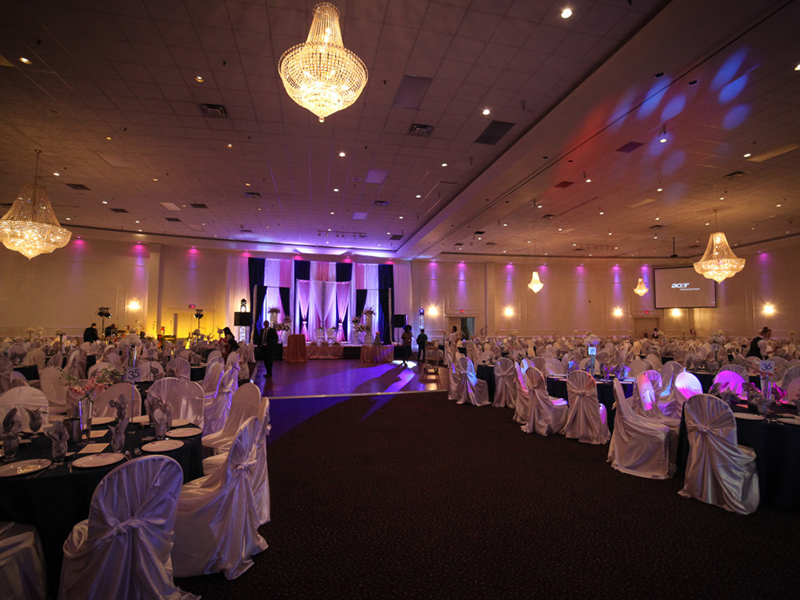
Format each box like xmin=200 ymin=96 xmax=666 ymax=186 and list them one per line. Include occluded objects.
xmin=188 ymin=247 xmax=198 ymax=255
xmin=241 ymin=252 xmax=251 ymax=258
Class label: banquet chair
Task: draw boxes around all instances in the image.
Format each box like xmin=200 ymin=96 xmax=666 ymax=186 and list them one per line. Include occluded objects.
xmin=93 ymin=383 xmax=143 ymax=418
xmin=206 ymin=350 xmax=222 ymax=365
xmin=166 ymin=358 xmax=191 ymax=381
xmin=59 ymin=455 xmax=196 ymax=600
xmin=545 ymin=357 xmax=565 ymax=377
xmin=477 ymin=350 xmax=494 ymax=365
xmin=166 ymin=380 xmax=205 ymax=429
xmin=532 ymin=356 xmax=547 ymax=374
xmin=780 ymin=365 xmax=800 ymax=389
xmin=492 ymin=358 xmax=517 ymax=408
xmin=178 ymin=350 xmax=192 ymax=360
xmin=203 ymin=383 xmax=262 ymax=456
xmin=202 ymin=363 xmax=234 ymax=437
xmin=678 ymin=394 xmax=759 ymax=515
xmin=47 ymin=353 xmax=63 ymax=369
xmin=522 ymin=367 xmax=568 ymax=436
xmin=0 ymin=522 xmax=47 ymax=600
xmin=447 ymin=359 xmax=462 ymax=400
xmin=563 ymin=371 xmax=610 ymax=444
xmin=0 ymin=387 xmax=49 ymax=432
xmin=173 ymin=418 xmax=267 ymax=579
xmin=659 ymin=361 xmax=684 ymax=391
xmin=607 ymin=378 xmax=672 ymax=479
xmin=87 ymin=361 xmax=122 ymax=378
xmin=9 ymin=372 xmax=29 ymax=387
xmin=452 ymin=356 xmax=490 ymax=407
xmin=640 ymin=370 xmax=663 ymax=398
xmin=657 ymin=371 xmax=702 ymax=419
xmin=64 ymin=349 xmax=88 ymax=379
xmin=512 ymin=362 xmax=531 ymax=424
xmin=22 ymin=348 xmax=47 ymax=372
xmin=712 ymin=370 xmax=747 ymax=398
xmin=646 ymin=353 xmax=662 ymax=370
xmin=200 ymin=360 xmax=224 ymax=399
xmin=146 ymin=377 xmax=182 ymax=407
xmin=628 ymin=359 xmax=647 ymax=378
xmin=39 ymin=366 xmax=68 ymax=416
xmin=719 ymin=363 xmax=749 ymax=379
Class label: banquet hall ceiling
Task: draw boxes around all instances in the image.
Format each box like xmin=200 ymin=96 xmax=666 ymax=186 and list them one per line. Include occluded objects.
xmin=0 ymin=0 xmax=798 ymax=261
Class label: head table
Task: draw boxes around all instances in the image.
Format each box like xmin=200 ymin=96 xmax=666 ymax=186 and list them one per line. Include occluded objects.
xmin=0 ymin=420 xmax=204 ymax=591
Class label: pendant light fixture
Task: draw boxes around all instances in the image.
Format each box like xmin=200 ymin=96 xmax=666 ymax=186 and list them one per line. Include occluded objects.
xmin=528 ymin=239 xmax=544 ymax=293
xmin=693 ymin=209 xmax=745 ymax=283
xmin=278 ymin=3 xmax=368 ymax=123
xmin=634 ymin=250 xmax=648 ymax=296
xmin=0 ymin=150 xmax=72 ymax=259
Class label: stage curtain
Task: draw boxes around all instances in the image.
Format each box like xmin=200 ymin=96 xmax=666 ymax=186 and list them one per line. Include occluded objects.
xmin=377 ymin=265 xmax=394 ymax=344
xmin=248 ymin=258 xmax=266 ymax=340
xmin=297 ymin=280 xmax=310 ymax=338
xmin=336 ymin=281 xmax=350 ymax=342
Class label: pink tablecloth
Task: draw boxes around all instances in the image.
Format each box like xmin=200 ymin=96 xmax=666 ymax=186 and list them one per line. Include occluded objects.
xmin=360 ymin=344 xmax=394 ymax=363
xmin=306 ymin=345 xmax=344 ymax=360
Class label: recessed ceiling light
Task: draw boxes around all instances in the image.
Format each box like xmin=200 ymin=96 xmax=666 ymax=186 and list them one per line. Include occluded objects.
xmin=339 ymin=151 xmax=346 ymax=157
xmin=572 ymin=243 xmax=576 ymax=246
xmin=102 ymin=201 xmax=108 ymax=204
xmin=795 ymin=64 xmax=800 ymax=71
xmin=105 ymin=136 xmax=112 ymax=141
xmin=659 ymin=136 xmax=667 ymax=143
xmin=743 ymin=153 xmax=751 ymax=158
xmin=705 ymin=222 xmax=710 ymax=226
xmin=152 ymin=178 xmax=158 ymax=182
xmin=776 ymin=203 xmax=782 ymax=207
xmin=330 ymin=211 xmax=335 ymax=215
xmin=720 ymin=196 xmax=725 ymax=200
xmin=482 ymin=108 xmax=490 ymax=115
xmin=195 ymin=75 xmax=205 ymax=83
xmin=399 ymin=216 xmax=403 ymax=219
xmin=655 ymin=216 xmax=660 ymax=220
xmin=245 ymin=182 xmax=251 ymax=186
xmin=657 ymin=187 xmax=663 ymax=192
xmin=386 ymin=231 xmax=391 ymax=235
xmin=65 ymin=217 xmax=71 ymax=221
xmin=561 ymin=8 xmax=573 ymax=19
xmin=138 ymin=229 xmax=142 ymax=232
xmin=503 ymin=223 xmax=507 ymax=226
xmin=599 ymin=210 xmax=604 ymax=215
xmin=135 ymin=220 xmax=140 ymax=224
xmin=527 ymin=240 xmax=531 ymax=243
xmin=558 ymin=228 xmax=563 ymax=231
xmin=608 ymin=232 xmax=612 ymax=235
xmin=227 ymin=143 xmax=232 ymax=148
xmin=503 ymin=250 xmax=507 ymax=253
xmin=53 ymin=172 xmax=60 ymax=176
xmin=441 ymin=162 xmax=448 ymax=167
xmin=654 ymin=235 xmax=658 ymax=239
xmin=19 ymin=57 xmax=32 ymax=65
xmin=333 ymin=188 xmax=339 ymax=192
xmin=416 ymin=194 xmax=421 ymax=198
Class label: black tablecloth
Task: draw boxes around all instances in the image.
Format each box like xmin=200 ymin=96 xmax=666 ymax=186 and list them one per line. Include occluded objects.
xmin=676 ymin=404 xmax=800 ymax=511
xmin=190 ymin=365 xmax=206 ymax=381
xmin=0 ymin=422 xmax=203 ymax=590
xmin=14 ymin=354 xmax=98 ymax=381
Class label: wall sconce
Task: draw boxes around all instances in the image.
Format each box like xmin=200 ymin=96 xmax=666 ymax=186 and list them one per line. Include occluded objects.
xmin=671 ymin=308 xmax=682 ymax=317
xmin=763 ymin=303 xmax=775 ymax=315
xmin=127 ymin=300 xmax=141 ymax=311
xmin=428 ymin=306 xmax=439 ymax=317
xmin=612 ymin=307 xmax=623 ymax=317
xmin=504 ymin=306 xmax=514 ymax=317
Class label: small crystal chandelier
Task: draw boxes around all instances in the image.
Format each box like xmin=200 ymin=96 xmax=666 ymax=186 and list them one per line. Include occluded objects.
xmin=693 ymin=212 xmax=745 ymax=283
xmin=528 ymin=239 xmax=543 ymax=293
xmin=0 ymin=150 xmax=72 ymax=260
xmin=633 ymin=250 xmax=648 ymax=296
xmin=278 ymin=3 xmax=368 ymax=122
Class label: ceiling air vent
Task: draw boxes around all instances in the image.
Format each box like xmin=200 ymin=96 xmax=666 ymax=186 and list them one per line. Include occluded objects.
xmin=485 ymin=242 xmax=497 ymax=246
xmin=454 ymin=242 xmax=464 ymax=246
xmin=245 ymin=192 xmax=261 ymax=198
xmin=723 ymin=170 xmax=747 ymax=179
xmin=240 ymin=229 xmax=252 ymax=234
xmin=373 ymin=200 xmax=388 ymax=206
xmin=199 ymin=103 xmax=227 ymax=118
xmin=110 ymin=208 xmax=128 ymax=213
xmin=389 ymin=234 xmax=403 ymax=241
xmin=541 ymin=214 xmax=556 ymax=220
xmin=650 ymin=224 xmax=664 ymax=229
xmin=554 ymin=181 xmax=573 ymax=189
xmin=190 ymin=203 xmax=207 ymax=209
xmin=393 ymin=75 xmax=432 ymax=109
xmin=409 ymin=124 xmax=434 ymax=137
xmin=474 ymin=230 xmax=485 ymax=235
xmin=66 ymin=183 xmax=91 ymax=191
xmin=165 ymin=217 xmax=181 ymax=222
xmin=475 ymin=120 xmax=514 ymax=145
xmin=617 ymin=141 xmax=644 ymax=153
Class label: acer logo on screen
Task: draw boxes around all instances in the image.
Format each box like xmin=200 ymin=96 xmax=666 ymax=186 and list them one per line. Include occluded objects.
xmin=671 ymin=283 xmax=690 ymax=289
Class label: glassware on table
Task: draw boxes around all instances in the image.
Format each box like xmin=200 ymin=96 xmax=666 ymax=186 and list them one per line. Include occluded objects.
xmin=2 ymin=434 xmax=19 ymax=460
xmin=29 ymin=417 xmax=42 ymax=439
xmin=154 ymin=421 xmax=167 ymax=440
xmin=51 ymin=441 xmax=67 ymax=465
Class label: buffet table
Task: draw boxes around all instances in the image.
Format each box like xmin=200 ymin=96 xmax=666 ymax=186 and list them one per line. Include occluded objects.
xmin=360 ymin=344 xmax=395 ymax=363
xmin=0 ymin=422 xmax=204 ymax=590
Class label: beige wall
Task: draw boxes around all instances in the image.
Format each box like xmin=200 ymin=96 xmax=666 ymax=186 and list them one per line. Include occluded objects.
xmin=1 ymin=233 xmax=797 ymax=340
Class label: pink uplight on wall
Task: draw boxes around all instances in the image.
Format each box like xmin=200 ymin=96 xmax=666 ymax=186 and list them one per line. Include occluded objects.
xmin=241 ymin=252 xmax=251 ymax=258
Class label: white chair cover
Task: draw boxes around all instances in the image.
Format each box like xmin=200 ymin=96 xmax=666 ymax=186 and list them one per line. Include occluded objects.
xmin=780 ymin=365 xmax=800 ymax=389
xmin=447 ymin=359 xmax=463 ymax=401
xmin=147 ymin=377 xmax=181 ymax=407
xmin=545 ymin=357 xmax=565 ymax=377
xmin=22 ymin=348 xmax=46 ymax=373
xmin=166 ymin=358 xmax=191 ymax=381
xmin=87 ymin=361 xmax=121 ymax=379
xmin=94 ymin=383 xmax=143 ymax=418
xmin=607 ymin=378 xmax=671 ymax=479
xmin=522 ymin=367 xmax=568 ymax=436
xmin=206 ymin=362 xmax=240 ymax=433
xmin=678 ymin=394 xmax=760 ymax=515
xmin=201 ymin=361 xmax=224 ymax=398
xmin=713 ymin=370 xmax=747 ymax=398
xmin=64 ymin=349 xmax=87 ymax=379
xmin=719 ymin=363 xmax=748 ymax=379
xmin=166 ymin=380 xmax=205 ymax=428
xmin=646 ymin=353 xmax=662 ymax=370
xmin=9 ymin=372 xmax=29 ymax=387
xmin=532 ymin=356 xmax=547 ymax=373
xmin=0 ymin=388 xmax=49 ymax=432
xmin=659 ymin=361 xmax=684 ymax=388
xmin=641 ymin=370 xmax=663 ymax=398
xmin=563 ymin=371 xmax=610 ymax=444
xmin=207 ymin=350 xmax=222 ymax=365
xmin=0 ymin=522 xmax=47 ymax=600
xmin=511 ymin=362 xmax=530 ymax=424
xmin=452 ymin=357 xmax=490 ymax=407
xmin=47 ymin=353 xmax=63 ymax=369
xmin=628 ymin=358 xmax=647 ymax=378
xmin=59 ymin=456 xmax=195 ymax=600
xmin=39 ymin=366 xmax=68 ymax=415
xmin=173 ymin=418 xmax=267 ymax=579
xmin=492 ymin=358 xmax=517 ymax=408
xmin=203 ymin=383 xmax=262 ymax=456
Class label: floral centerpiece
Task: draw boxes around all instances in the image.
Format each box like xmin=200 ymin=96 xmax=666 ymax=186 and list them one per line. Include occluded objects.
xmin=60 ymin=367 xmax=122 ymax=434
xmin=25 ymin=326 xmax=35 ymax=340
xmin=709 ymin=330 xmax=726 ymax=345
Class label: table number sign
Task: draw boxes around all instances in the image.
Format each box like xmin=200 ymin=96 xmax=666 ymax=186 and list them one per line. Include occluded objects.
xmin=759 ymin=360 xmax=775 ymax=376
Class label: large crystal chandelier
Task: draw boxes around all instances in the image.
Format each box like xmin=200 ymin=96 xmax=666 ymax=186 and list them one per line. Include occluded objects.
xmin=0 ymin=150 xmax=72 ymax=259
xmin=278 ymin=3 xmax=368 ymax=122
xmin=694 ymin=231 xmax=745 ymax=283
xmin=633 ymin=277 xmax=649 ymax=296
xmin=527 ymin=239 xmax=543 ymax=293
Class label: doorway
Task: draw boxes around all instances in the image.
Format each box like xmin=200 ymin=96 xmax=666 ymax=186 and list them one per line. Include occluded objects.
xmin=634 ymin=318 xmax=659 ymax=339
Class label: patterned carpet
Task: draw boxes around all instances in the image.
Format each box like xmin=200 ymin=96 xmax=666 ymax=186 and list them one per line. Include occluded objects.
xmin=176 ymin=391 xmax=800 ymax=599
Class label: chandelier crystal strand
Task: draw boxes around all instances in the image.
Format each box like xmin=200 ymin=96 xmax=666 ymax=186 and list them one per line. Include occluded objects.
xmin=278 ymin=3 xmax=368 ymax=122
xmin=0 ymin=151 xmax=72 ymax=259
xmin=528 ymin=239 xmax=543 ymax=293
xmin=693 ymin=231 xmax=745 ymax=283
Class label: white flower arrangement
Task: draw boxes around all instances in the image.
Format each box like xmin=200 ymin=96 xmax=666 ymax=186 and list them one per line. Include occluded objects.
xmin=267 ymin=307 xmax=281 ymax=314
xmin=26 ymin=327 xmax=35 ymax=333
xmin=55 ymin=329 xmax=66 ymax=336
xmin=362 ymin=308 xmax=376 ymax=317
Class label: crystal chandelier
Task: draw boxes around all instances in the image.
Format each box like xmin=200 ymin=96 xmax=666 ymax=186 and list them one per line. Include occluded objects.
xmin=0 ymin=150 xmax=72 ymax=260
xmin=694 ymin=231 xmax=745 ymax=283
xmin=278 ymin=3 xmax=368 ymax=122
xmin=528 ymin=239 xmax=543 ymax=293
xmin=633 ymin=277 xmax=649 ymax=296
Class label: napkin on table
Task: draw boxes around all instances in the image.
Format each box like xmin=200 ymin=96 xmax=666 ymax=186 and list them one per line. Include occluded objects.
xmin=2 ymin=408 xmax=22 ymax=435
xmin=45 ymin=420 xmax=70 ymax=457
xmin=156 ymin=401 xmax=173 ymax=428
xmin=108 ymin=395 xmax=128 ymax=421
xmin=108 ymin=417 xmax=129 ymax=449
xmin=144 ymin=395 xmax=161 ymax=421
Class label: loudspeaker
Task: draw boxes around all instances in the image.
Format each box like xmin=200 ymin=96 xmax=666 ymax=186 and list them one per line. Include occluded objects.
xmin=233 ymin=313 xmax=252 ymax=327
xmin=391 ymin=314 xmax=407 ymax=328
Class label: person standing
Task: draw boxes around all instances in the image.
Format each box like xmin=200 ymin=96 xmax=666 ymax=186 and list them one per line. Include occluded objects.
xmin=83 ymin=323 xmax=99 ymax=343
xmin=416 ymin=328 xmax=428 ymax=362
xmin=401 ymin=325 xmax=413 ymax=367
xmin=104 ymin=323 xmax=116 ymax=338
xmin=747 ymin=327 xmax=772 ymax=358
xmin=258 ymin=321 xmax=279 ymax=378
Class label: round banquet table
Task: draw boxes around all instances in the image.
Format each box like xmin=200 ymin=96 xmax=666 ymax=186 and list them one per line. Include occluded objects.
xmin=676 ymin=403 xmax=800 ymax=511
xmin=0 ymin=422 xmax=204 ymax=591
xmin=360 ymin=344 xmax=395 ymax=363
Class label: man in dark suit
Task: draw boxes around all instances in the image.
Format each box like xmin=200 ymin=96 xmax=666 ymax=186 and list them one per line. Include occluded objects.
xmin=83 ymin=323 xmax=99 ymax=343
xmin=258 ymin=320 xmax=280 ymax=378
